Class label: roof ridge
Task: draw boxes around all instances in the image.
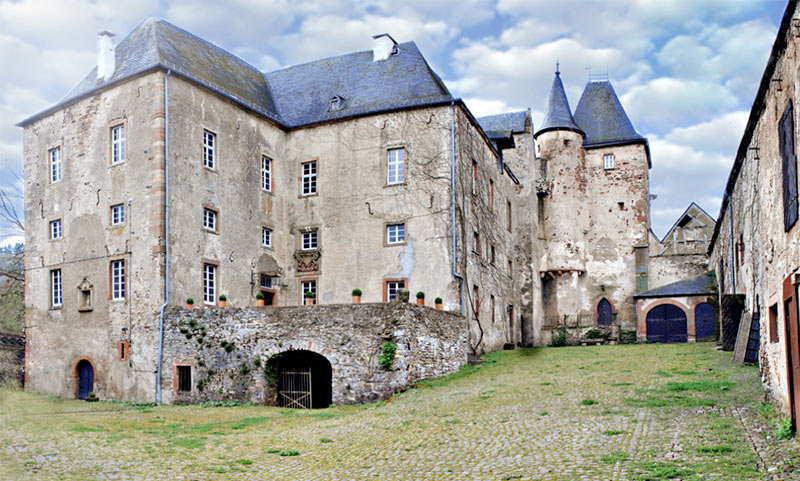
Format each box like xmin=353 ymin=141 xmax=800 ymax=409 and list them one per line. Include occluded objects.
xmin=267 ymin=40 xmax=418 ymax=75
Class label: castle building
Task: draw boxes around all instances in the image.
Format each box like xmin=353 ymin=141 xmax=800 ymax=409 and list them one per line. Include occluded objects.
xmin=19 ymin=18 xmax=711 ymax=404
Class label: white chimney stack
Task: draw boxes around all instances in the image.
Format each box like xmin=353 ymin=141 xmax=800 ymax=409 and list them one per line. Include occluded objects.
xmin=97 ymin=30 xmax=116 ymax=80
xmin=372 ymin=33 xmax=398 ymax=62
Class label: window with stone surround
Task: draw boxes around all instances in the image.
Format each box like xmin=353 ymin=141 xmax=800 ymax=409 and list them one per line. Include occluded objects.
xmin=51 ymin=268 xmax=62 ymax=308
xmin=111 ymin=259 xmax=125 ymax=301
xmin=384 ymin=279 xmax=406 ymax=302
xmin=111 ymin=124 xmax=125 ymax=164
xmin=203 ymin=263 xmax=217 ymax=305
xmin=50 ymin=147 xmax=62 ymax=183
xmin=386 ymin=223 xmax=405 ymax=245
xmin=203 ymin=130 xmax=216 ymax=170
xmin=262 ymin=226 xmax=272 ymax=248
xmin=262 ymin=155 xmax=272 ymax=192
xmin=604 ymin=154 xmax=615 ymax=170
xmin=50 ymin=219 xmax=62 ymax=240
xmin=111 ymin=204 xmax=125 ymax=226
xmin=387 ymin=148 xmax=405 ymax=185
xmin=302 ymin=160 xmax=317 ymax=195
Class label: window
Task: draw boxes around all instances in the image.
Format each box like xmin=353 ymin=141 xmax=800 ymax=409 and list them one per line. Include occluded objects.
xmin=471 ymin=159 xmax=478 ymax=195
xmin=489 ymin=179 xmax=494 ymax=211
xmin=769 ymin=303 xmax=779 ymax=343
xmin=51 ymin=269 xmax=62 ymax=308
xmin=203 ymin=207 xmax=217 ymax=232
xmin=111 ymin=259 xmax=125 ymax=301
xmin=50 ymin=147 xmax=62 ymax=183
xmin=262 ymin=227 xmax=272 ymax=248
xmin=203 ymin=263 xmax=216 ymax=305
xmin=604 ymin=154 xmax=615 ymax=170
xmin=507 ymin=200 xmax=512 ymax=232
xmin=780 ymin=101 xmax=798 ymax=231
xmin=118 ymin=341 xmax=129 ymax=361
xmin=111 ymin=124 xmax=125 ymax=164
xmin=111 ymin=204 xmax=125 ymax=226
xmin=302 ymin=230 xmax=318 ymax=250
xmin=386 ymin=223 xmax=405 ymax=245
xmin=385 ymin=279 xmax=406 ymax=302
xmin=473 ymin=284 xmax=479 ymax=318
xmin=387 ymin=148 xmax=405 ymax=185
xmin=330 ymin=96 xmax=342 ymax=111
xmin=490 ymin=245 xmax=496 ymax=265
xmin=301 ymin=280 xmax=316 ymax=304
xmin=473 ymin=231 xmax=480 ymax=254
xmin=260 ymin=274 xmax=274 ymax=289
xmin=302 ymin=161 xmax=317 ymax=195
xmin=50 ymin=219 xmax=62 ymax=240
xmin=491 ymin=295 xmax=495 ymax=323
xmin=262 ymin=156 xmax=272 ymax=192
xmin=203 ymin=130 xmax=216 ymax=170
xmin=177 ymin=365 xmax=191 ymax=392
xmin=508 ymin=259 xmax=513 ymax=276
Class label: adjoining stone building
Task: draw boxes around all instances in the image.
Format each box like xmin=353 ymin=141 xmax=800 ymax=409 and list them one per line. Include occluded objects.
xmin=709 ymin=0 xmax=800 ymax=428
xmin=19 ymin=18 xmax=713 ymax=405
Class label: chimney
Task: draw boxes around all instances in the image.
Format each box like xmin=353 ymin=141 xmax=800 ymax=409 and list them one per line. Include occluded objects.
xmin=97 ymin=31 xmax=116 ymax=80
xmin=372 ymin=33 xmax=398 ymax=62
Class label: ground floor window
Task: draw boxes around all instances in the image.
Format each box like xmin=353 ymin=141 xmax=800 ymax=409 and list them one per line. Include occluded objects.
xmin=203 ymin=263 xmax=217 ymax=305
xmin=301 ymin=280 xmax=317 ymax=304
xmin=177 ymin=365 xmax=191 ymax=392
xmin=384 ymin=279 xmax=406 ymax=302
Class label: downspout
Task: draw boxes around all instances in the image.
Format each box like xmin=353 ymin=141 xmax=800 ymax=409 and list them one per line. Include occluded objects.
xmin=450 ymin=101 xmax=464 ymax=315
xmin=156 ymin=69 xmax=172 ymax=405
xmin=728 ymin=195 xmax=736 ymax=295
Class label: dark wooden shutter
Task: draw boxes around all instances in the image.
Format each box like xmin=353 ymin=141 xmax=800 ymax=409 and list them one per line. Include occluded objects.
xmin=780 ymin=101 xmax=798 ymax=231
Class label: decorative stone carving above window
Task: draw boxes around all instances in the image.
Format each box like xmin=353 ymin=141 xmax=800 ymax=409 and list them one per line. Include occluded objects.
xmin=294 ymin=250 xmax=321 ymax=273
xmin=77 ymin=277 xmax=93 ymax=312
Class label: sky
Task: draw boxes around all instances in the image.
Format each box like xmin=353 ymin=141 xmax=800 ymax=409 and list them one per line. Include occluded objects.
xmin=0 ymin=0 xmax=789 ymax=243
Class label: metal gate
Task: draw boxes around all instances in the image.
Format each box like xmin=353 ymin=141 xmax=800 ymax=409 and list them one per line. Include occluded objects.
xmin=278 ymin=367 xmax=312 ymax=409
xmin=646 ymin=304 xmax=688 ymax=343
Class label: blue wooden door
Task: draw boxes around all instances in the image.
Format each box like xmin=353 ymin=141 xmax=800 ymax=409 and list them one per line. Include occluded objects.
xmin=77 ymin=361 xmax=94 ymax=400
xmin=666 ymin=305 xmax=688 ymax=343
xmin=646 ymin=305 xmax=687 ymax=343
xmin=597 ymin=298 xmax=612 ymax=325
xmin=695 ymin=302 xmax=716 ymax=341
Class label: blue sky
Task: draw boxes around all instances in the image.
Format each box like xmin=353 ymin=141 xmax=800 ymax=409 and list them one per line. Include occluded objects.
xmin=0 ymin=0 xmax=789 ymax=243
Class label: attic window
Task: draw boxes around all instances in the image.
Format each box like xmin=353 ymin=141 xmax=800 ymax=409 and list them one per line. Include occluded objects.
xmin=329 ymin=96 xmax=343 ymax=112
xmin=391 ymin=45 xmax=400 ymax=56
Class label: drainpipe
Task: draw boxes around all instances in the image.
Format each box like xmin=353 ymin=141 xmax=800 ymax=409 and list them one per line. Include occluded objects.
xmin=728 ymin=195 xmax=735 ymax=295
xmin=156 ymin=69 xmax=172 ymax=405
xmin=450 ymin=101 xmax=464 ymax=315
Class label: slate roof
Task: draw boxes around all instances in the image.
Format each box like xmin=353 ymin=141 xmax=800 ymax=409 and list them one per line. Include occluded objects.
xmin=633 ymin=271 xmax=717 ymax=299
xmin=573 ymin=81 xmax=645 ymax=148
xmin=476 ymin=111 xmax=529 ymax=140
xmin=535 ymin=71 xmax=583 ymax=138
xmin=19 ymin=18 xmax=453 ymax=128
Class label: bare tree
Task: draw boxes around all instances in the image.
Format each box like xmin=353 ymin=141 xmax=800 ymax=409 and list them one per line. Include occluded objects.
xmin=0 ymin=169 xmax=24 ymax=334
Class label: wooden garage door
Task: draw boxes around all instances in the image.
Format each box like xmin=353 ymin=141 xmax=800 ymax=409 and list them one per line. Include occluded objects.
xmin=646 ymin=305 xmax=688 ymax=343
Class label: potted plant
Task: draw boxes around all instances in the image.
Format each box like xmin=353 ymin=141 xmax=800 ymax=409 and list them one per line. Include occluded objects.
xmin=86 ymin=391 xmax=98 ymax=402
xmin=256 ymin=292 xmax=265 ymax=307
xmin=416 ymin=291 xmax=425 ymax=306
xmin=304 ymin=291 xmax=315 ymax=305
xmin=185 ymin=298 xmax=194 ymax=309
xmin=352 ymin=288 xmax=362 ymax=303
xmin=218 ymin=294 xmax=227 ymax=308
xmin=434 ymin=297 xmax=443 ymax=310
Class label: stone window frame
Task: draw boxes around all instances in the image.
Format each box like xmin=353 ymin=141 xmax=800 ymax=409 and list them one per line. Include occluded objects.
xmin=262 ymin=155 xmax=273 ymax=193
xmin=49 ymin=145 xmax=62 ymax=184
xmin=768 ymin=298 xmax=779 ymax=344
xmin=262 ymin=225 xmax=273 ymax=249
xmin=117 ymin=340 xmax=129 ymax=361
xmin=202 ymin=260 xmax=219 ymax=306
xmin=489 ymin=179 xmax=494 ymax=212
xmin=109 ymin=257 xmax=126 ymax=302
xmin=471 ymin=159 xmax=478 ymax=196
xmin=383 ymin=278 xmax=407 ymax=302
xmin=202 ymin=204 xmax=219 ymax=234
xmin=259 ymin=272 xmax=279 ymax=306
xmin=507 ymin=199 xmax=512 ymax=232
xmin=51 ymin=268 xmax=63 ymax=309
xmin=385 ymin=146 xmax=407 ymax=186
xmin=110 ymin=121 xmax=127 ymax=166
xmin=300 ymin=278 xmax=318 ymax=304
xmin=299 ymin=226 xmax=319 ymax=251
xmin=490 ymin=294 xmax=496 ymax=323
xmin=299 ymin=158 xmax=319 ymax=197
xmin=110 ymin=203 xmax=126 ymax=227
xmin=603 ymin=153 xmax=615 ymax=170
xmin=202 ymin=129 xmax=217 ymax=172
xmin=49 ymin=218 xmax=62 ymax=241
xmin=173 ymin=362 xmax=193 ymax=393
xmin=384 ymin=222 xmax=407 ymax=247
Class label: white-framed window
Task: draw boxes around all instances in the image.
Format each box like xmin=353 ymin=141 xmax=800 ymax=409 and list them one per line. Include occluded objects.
xmin=50 ymin=219 xmax=62 ymax=240
xmin=302 ymin=230 xmax=318 ymax=250
xmin=604 ymin=154 xmax=615 ymax=170
xmin=301 ymin=280 xmax=316 ymax=303
xmin=111 ymin=204 xmax=125 ymax=226
xmin=203 ymin=263 xmax=217 ymax=305
xmin=386 ymin=279 xmax=405 ymax=302
xmin=387 ymin=148 xmax=405 ymax=185
xmin=111 ymin=259 xmax=125 ymax=301
xmin=203 ymin=130 xmax=216 ymax=170
xmin=50 ymin=147 xmax=62 ymax=183
xmin=386 ymin=223 xmax=405 ymax=244
xmin=262 ymin=156 xmax=272 ymax=192
xmin=203 ymin=208 xmax=217 ymax=232
xmin=51 ymin=269 xmax=62 ymax=308
xmin=302 ymin=161 xmax=317 ymax=195
xmin=260 ymin=274 xmax=273 ymax=289
xmin=262 ymin=227 xmax=272 ymax=248
xmin=111 ymin=124 xmax=125 ymax=164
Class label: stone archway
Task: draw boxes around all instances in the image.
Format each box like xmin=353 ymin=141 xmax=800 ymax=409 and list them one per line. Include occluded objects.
xmin=271 ymin=350 xmax=332 ymax=409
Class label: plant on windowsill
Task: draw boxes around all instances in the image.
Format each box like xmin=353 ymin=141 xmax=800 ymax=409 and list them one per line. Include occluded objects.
xmin=304 ymin=291 xmax=315 ymax=306
xmin=352 ymin=288 xmax=362 ymax=304
xmin=415 ymin=291 xmax=425 ymax=306
xmin=434 ymin=297 xmax=443 ymax=310
xmin=256 ymin=292 xmax=265 ymax=307
xmin=186 ymin=298 xmax=194 ymax=309
xmin=218 ymin=295 xmax=227 ymax=308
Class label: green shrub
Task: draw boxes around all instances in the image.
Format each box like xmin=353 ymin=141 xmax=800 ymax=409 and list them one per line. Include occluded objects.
xmin=586 ymin=329 xmax=606 ymax=339
xmin=351 ymin=288 xmax=362 ymax=296
xmin=379 ymin=342 xmax=396 ymax=370
xmin=416 ymin=291 xmax=425 ymax=299
xmin=775 ymin=418 xmax=794 ymax=440
xmin=256 ymin=292 xmax=265 ymax=300
xmin=304 ymin=291 xmax=315 ymax=298
xmin=548 ymin=326 xmax=568 ymax=347
xmin=218 ymin=294 xmax=227 ymax=301
xmin=434 ymin=297 xmax=442 ymax=304
xmin=185 ymin=298 xmax=194 ymax=305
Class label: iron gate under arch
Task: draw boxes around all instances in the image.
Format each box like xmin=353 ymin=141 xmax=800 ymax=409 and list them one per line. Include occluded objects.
xmin=274 ymin=350 xmax=332 ymax=409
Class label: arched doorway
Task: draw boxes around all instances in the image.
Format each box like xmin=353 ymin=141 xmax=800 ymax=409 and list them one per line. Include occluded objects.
xmin=695 ymin=302 xmax=716 ymax=341
xmin=646 ymin=304 xmax=688 ymax=343
xmin=273 ymin=350 xmax=332 ymax=409
xmin=76 ymin=360 xmax=94 ymax=400
xmin=597 ymin=298 xmax=613 ymax=325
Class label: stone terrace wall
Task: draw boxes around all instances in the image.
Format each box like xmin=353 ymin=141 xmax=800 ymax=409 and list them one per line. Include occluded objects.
xmin=161 ymin=303 xmax=468 ymax=405
xmin=0 ymin=333 xmax=24 ymax=387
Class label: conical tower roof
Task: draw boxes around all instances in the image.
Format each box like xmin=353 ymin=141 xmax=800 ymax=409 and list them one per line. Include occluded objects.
xmin=534 ymin=69 xmax=584 ymax=138
xmin=573 ymin=81 xmax=645 ymax=148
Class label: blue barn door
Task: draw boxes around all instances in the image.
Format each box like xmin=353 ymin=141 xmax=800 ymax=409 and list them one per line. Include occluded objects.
xmin=695 ymin=302 xmax=716 ymax=341
xmin=646 ymin=305 xmax=687 ymax=343
xmin=597 ymin=298 xmax=613 ymax=325
xmin=77 ymin=360 xmax=94 ymax=400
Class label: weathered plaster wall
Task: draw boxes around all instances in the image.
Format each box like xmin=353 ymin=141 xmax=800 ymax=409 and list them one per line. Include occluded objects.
xmin=161 ymin=303 xmax=468 ymax=405
xmin=648 ymin=254 xmax=709 ymax=289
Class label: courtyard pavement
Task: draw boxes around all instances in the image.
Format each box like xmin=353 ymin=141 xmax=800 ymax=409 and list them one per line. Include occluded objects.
xmin=1 ymin=343 xmax=799 ymax=480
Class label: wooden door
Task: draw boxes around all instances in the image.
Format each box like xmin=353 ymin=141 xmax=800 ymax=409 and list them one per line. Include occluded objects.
xmin=695 ymin=302 xmax=716 ymax=341
xmin=783 ymin=275 xmax=800 ymax=430
xmin=77 ymin=360 xmax=94 ymax=400
xmin=597 ymin=299 xmax=612 ymax=326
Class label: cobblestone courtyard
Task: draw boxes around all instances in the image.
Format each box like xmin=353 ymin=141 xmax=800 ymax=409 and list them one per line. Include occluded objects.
xmin=2 ymin=343 xmax=799 ymax=480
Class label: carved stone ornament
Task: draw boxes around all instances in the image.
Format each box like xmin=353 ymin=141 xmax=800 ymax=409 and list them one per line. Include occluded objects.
xmin=294 ymin=250 xmax=321 ymax=273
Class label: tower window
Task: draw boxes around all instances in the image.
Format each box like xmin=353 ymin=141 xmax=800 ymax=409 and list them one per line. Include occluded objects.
xmin=604 ymin=154 xmax=615 ymax=170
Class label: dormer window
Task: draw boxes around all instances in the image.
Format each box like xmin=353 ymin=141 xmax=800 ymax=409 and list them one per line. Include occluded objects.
xmin=329 ymin=96 xmax=343 ymax=112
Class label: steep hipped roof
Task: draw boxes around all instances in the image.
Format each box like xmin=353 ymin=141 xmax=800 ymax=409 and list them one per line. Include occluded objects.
xmin=266 ymin=42 xmax=452 ymax=127
xmin=534 ymin=71 xmax=583 ymax=137
xmin=633 ymin=271 xmax=717 ymax=299
xmin=19 ymin=18 xmax=453 ymax=129
xmin=477 ymin=110 xmax=529 ymax=140
xmin=573 ymin=81 xmax=645 ymax=148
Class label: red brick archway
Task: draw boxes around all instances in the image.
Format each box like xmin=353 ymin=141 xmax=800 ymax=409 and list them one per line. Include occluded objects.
xmin=71 ymin=356 xmax=97 ymax=399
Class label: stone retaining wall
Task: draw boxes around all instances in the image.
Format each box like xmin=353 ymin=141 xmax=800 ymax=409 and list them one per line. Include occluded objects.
xmin=161 ymin=303 xmax=468 ymax=405
xmin=0 ymin=332 xmax=24 ymax=387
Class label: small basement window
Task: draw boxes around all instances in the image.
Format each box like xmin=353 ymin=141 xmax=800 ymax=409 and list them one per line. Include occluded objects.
xmin=177 ymin=366 xmax=191 ymax=392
